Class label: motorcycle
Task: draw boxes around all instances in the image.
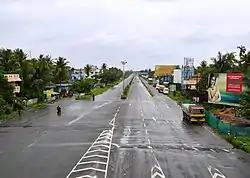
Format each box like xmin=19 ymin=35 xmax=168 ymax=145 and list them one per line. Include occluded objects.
xmin=57 ymin=106 xmax=61 ymax=115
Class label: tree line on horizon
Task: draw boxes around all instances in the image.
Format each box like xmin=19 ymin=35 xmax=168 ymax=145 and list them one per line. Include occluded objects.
xmin=0 ymin=48 xmax=130 ymax=118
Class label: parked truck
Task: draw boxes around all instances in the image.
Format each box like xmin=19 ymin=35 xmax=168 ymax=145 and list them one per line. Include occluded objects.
xmin=182 ymin=103 xmax=205 ymax=123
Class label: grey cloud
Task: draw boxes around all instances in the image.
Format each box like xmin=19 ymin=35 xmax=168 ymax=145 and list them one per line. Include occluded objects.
xmin=0 ymin=0 xmax=250 ymax=70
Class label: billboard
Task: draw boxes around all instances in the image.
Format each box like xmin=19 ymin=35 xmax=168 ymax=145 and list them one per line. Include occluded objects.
xmin=154 ymin=65 xmax=175 ymax=77
xmin=160 ymin=75 xmax=172 ymax=83
xmin=173 ymin=69 xmax=182 ymax=83
xmin=207 ymin=73 xmax=246 ymax=106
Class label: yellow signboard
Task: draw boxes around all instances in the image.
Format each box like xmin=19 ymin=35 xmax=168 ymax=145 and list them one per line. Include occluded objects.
xmin=154 ymin=65 xmax=176 ymax=77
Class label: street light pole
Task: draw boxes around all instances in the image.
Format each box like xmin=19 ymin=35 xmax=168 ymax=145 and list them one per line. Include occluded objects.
xmin=121 ymin=61 xmax=127 ymax=93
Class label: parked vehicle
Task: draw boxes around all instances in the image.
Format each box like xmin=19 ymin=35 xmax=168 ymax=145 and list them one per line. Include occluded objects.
xmin=181 ymin=103 xmax=205 ymax=123
xmin=157 ymin=84 xmax=165 ymax=93
xmin=148 ymin=78 xmax=153 ymax=85
xmin=163 ymin=87 xmax=169 ymax=95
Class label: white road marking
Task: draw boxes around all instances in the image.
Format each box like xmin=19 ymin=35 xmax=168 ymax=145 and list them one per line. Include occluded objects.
xmin=202 ymin=125 xmax=220 ymax=139
xmin=111 ymin=143 xmax=120 ymax=148
xmin=145 ymin=130 xmax=148 ymax=135
xmin=152 ymin=117 xmax=156 ymax=121
xmin=160 ymin=113 xmax=164 ymax=116
xmin=151 ymin=161 xmax=166 ymax=178
xmin=66 ymin=109 xmax=118 ymax=178
xmin=165 ymin=105 xmax=169 ymax=108
xmin=125 ymin=127 xmax=131 ymax=137
xmin=210 ymin=149 xmax=216 ymax=153
xmin=129 ymin=103 xmax=132 ymax=106
xmin=148 ymin=138 xmax=151 ymax=145
xmin=68 ymin=101 xmax=112 ymax=125
xmin=192 ymin=146 xmax=199 ymax=151
xmin=28 ymin=139 xmax=39 ymax=148
xmin=93 ymin=101 xmax=112 ymax=109
xmin=143 ymin=123 xmax=146 ymax=127
xmin=223 ymin=149 xmax=230 ymax=153
xmin=67 ymin=112 xmax=87 ymax=125
xmin=207 ymin=165 xmax=227 ymax=178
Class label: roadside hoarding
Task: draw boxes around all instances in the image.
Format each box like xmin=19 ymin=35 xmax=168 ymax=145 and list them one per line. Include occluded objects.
xmin=173 ymin=69 xmax=182 ymax=83
xmin=170 ymin=84 xmax=176 ymax=92
xmin=154 ymin=65 xmax=175 ymax=77
xmin=207 ymin=73 xmax=245 ymax=106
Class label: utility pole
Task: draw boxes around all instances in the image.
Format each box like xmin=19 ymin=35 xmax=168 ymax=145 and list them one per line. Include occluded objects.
xmin=29 ymin=50 xmax=32 ymax=59
xmin=121 ymin=61 xmax=127 ymax=93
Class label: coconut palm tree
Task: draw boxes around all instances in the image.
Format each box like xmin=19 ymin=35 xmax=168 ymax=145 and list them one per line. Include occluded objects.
xmin=54 ymin=57 xmax=69 ymax=92
xmin=101 ymin=63 xmax=107 ymax=73
xmin=84 ymin=64 xmax=92 ymax=78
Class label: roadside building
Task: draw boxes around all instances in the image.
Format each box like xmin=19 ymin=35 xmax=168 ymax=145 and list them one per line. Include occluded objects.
xmin=4 ymin=74 xmax=22 ymax=96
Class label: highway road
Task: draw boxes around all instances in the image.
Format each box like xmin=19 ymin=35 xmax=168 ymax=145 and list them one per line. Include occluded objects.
xmin=1 ymin=75 xmax=250 ymax=178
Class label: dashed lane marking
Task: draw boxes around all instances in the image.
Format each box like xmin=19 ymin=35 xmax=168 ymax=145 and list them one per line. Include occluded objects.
xmin=152 ymin=117 xmax=156 ymax=121
xmin=28 ymin=139 xmax=39 ymax=148
xmin=210 ymin=149 xmax=216 ymax=153
xmin=165 ymin=105 xmax=169 ymax=108
xmin=148 ymin=139 xmax=151 ymax=145
xmin=143 ymin=123 xmax=146 ymax=127
xmin=192 ymin=146 xmax=199 ymax=151
xmin=145 ymin=130 xmax=148 ymax=135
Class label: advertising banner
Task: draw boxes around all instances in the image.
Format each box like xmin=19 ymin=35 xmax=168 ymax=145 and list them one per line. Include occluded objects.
xmin=173 ymin=69 xmax=182 ymax=84
xmin=154 ymin=65 xmax=175 ymax=77
xmin=207 ymin=73 xmax=245 ymax=106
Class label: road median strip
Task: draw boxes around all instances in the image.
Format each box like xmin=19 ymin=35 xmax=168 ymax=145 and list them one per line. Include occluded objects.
xmin=139 ymin=77 xmax=154 ymax=97
xmin=121 ymin=76 xmax=134 ymax=99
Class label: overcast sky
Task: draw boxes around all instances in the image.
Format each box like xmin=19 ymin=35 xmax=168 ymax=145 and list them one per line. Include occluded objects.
xmin=0 ymin=0 xmax=250 ymax=70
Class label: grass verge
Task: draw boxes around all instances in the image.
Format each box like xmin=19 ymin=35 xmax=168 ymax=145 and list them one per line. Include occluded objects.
xmin=121 ymin=76 xmax=134 ymax=99
xmin=223 ymin=134 xmax=250 ymax=153
xmin=139 ymin=77 xmax=154 ymax=96
xmin=0 ymin=112 xmax=17 ymax=120
xmin=75 ymin=94 xmax=92 ymax=100
xmin=168 ymin=91 xmax=186 ymax=104
xmin=27 ymin=102 xmax=46 ymax=109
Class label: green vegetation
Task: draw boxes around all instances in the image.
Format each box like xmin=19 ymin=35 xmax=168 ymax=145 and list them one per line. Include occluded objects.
xmin=27 ymin=102 xmax=46 ymax=109
xmin=223 ymin=135 xmax=250 ymax=153
xmin=121 ymin=76 xmax=134 ymax=99
xmin=75 ymin=94 xmax=92 ymax=100
xmin=0 ymin=48 xmax=71 ymax=119
xmin=168 ymin=91 xmax=186 ymax=104
xmin=70 ymin=66 xmax=126 ymax=100
xmin=193 ymin=45 xmax=250 ymax=153
xmin=195 ymin=46 xmax=250 ymax=116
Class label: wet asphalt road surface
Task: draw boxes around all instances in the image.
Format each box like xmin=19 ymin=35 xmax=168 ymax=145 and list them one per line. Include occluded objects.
xmin=1 ymin=75 xmax=250 ymax=178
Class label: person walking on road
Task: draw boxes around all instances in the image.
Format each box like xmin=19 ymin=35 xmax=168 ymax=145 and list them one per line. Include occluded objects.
xmin=92 ymin=94 xmax=95 ymax=101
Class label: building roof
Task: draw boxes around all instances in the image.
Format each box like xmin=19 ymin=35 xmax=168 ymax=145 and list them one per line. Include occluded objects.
xmin=4 ymin=74 xmax=22 ymax=82
xmin=55 ymin=83 xmax=72 ymax=87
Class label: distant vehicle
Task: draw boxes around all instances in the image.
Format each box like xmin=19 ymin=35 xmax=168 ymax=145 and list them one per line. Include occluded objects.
xmin=181 ymin=104 xmax=205 ymax=123
xmin=157 ymin=84 xmax=165 ymax=93
xmin=148 ymin=78 xmax=153 ymax=85
xmin=163 ymin=87 xmax=169 ymax=95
